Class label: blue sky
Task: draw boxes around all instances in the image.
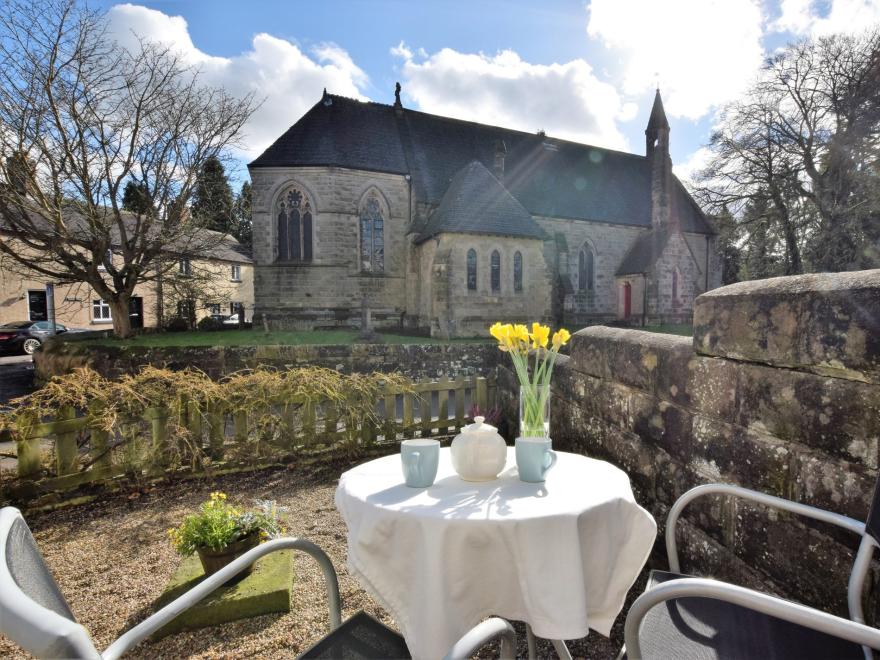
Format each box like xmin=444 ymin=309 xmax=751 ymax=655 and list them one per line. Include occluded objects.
xmin=98 ymin=0 xmax=880 ymax=186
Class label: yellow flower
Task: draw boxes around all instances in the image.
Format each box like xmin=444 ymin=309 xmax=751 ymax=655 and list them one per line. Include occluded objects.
xmin=489 ymin=322 xmax=514 ymax=351
xmin=551 ymin=328 xmax=571 ymax=350
xmin=512 ymin=324 xmax=529 ymax=344
xmin=530 ymin=323 xmax=550 ymax=349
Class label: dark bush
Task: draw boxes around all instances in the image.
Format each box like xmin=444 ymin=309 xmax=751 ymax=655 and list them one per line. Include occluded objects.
xmin=196 ymin=316 xmax=222 ymax=331
xmin=164 ymin=316 xmax=189 ymax=332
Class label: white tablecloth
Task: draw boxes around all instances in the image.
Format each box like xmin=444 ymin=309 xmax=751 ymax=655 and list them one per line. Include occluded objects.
xmin=335 ymin=447 xmax=656 ymax=659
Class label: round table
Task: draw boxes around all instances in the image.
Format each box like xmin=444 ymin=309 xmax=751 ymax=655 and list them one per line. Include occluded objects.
xmin=335 ymin=447 xmax=656 ymax=660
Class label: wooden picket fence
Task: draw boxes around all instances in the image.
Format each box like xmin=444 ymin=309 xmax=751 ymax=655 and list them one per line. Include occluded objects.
xmin=9 ymin=374 xmax=497 ymax=496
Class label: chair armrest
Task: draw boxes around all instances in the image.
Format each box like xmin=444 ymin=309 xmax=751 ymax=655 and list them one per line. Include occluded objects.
xmin=666 ymin=483 xmax=865 ymax=573
xmin=101 ymin=537 xmax=341 ymax=660
xmin=624 ymin=577 xmax=880 ymax=660
xmin=443 ymin=617 xmax=517 ymax=660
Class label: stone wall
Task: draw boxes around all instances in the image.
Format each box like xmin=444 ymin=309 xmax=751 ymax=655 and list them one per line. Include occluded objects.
xmin=35 ymin=339 xmax=499 ymax=382
xmin=500 ymin=269 xmax=880 ymax=623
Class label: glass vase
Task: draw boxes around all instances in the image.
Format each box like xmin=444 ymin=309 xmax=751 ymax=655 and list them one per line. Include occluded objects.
xmin=519 ymin=384 xmax=550 ymax=439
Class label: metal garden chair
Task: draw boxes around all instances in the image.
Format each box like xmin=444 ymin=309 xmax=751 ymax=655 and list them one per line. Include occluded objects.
xmin=622 ymin=481 xmax=880 ymax=659
xmin=0 ymin=506 xmax=515 ymax=660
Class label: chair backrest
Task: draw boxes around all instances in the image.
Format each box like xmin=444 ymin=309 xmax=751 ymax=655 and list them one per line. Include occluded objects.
xmin=0 ymin=507 xmax=100 ymax=659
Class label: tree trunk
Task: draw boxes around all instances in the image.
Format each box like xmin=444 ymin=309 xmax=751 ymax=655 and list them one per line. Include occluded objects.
xmin=109 ymin=297 xmax=133 ymax=338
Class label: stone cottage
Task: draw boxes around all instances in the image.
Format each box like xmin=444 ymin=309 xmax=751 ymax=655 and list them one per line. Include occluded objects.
xmin=248 ymin=86 xmax=721 ymax=337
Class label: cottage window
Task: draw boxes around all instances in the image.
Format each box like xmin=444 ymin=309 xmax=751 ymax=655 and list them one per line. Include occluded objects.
xmin=513 ymin=251 xmax=523 ymax=292
xmin=490 ymin=250 xmax=501 ymax=293
xmin=360 ymin=195 xmax=385 ymax=272
xmin=467 ymin=249 xmax=477 ymax=290
xmin=92 ymin=299 xmax=112 ymax=321
xmin=179 ymin=258 xmax=192 ymax=276
xmin=276 ymin=188 xmax=313 ymax=262
xmin=578 ymin=247 xmax=594 ymax=291
xmin=231 ymin=264 xmax=241 ymax=281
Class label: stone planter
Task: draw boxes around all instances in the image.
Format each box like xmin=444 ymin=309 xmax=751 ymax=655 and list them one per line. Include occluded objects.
xmin=196 ymin=532 xmax=260 ymax=583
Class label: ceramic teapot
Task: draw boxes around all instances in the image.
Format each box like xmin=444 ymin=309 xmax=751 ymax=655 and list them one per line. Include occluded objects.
xmin=450 ymin=416 xmax=507 ymax=481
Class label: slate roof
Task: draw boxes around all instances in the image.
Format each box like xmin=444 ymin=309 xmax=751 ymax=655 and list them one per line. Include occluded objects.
xmin=416 ymin=160 xmax=544 ymax=243
xmin=250 ymin=93 xmax=715 ymax=235
xmin=616 ymin=228 xmax=672 ymax=276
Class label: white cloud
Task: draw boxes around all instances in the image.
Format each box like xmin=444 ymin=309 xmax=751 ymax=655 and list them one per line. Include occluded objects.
xmin=673 ymin=146 xmax=714 ymax=185
xmin=773 ymin=0 xmax=880 ymax=36
xmin=393 ymin=46 xmax=632 ymax=150
xmin=106 ymin=4 xmax=369 ymax=160
xmin=587 ymin=0 xmax=765 ymax=121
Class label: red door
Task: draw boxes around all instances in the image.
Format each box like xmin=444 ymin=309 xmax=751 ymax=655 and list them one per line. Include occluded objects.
xmin=623 ymin=282 xmax=632 ymax=319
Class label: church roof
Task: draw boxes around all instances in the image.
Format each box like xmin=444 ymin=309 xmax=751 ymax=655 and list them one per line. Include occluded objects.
xmin=616 ymin=227 xmax=672 ymax=276
xmin=415 ymin=160 xmax=545 ymax=243
xmin=250 ymin=93 xmax=714 ymax=235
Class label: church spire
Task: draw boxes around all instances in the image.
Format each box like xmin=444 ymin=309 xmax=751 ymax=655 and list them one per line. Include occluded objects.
xmin=645 ymin=88 xmax=669 ymax=157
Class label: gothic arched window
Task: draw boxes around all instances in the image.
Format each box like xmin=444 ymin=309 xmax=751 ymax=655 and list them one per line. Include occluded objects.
xmin=466 ymin=249 xmax=477 ymax=290
xmin=276 ymin=188 xmax=313 ymax=262
xmin=360 ymin=194 xmax=385 ymax=272
xmin=490 ymin=250 xmax=501 ymax=292
xmin=672 ymin=269 xmax=679 ymax=301
xmin=578 ymin=246 xmax=594 ymax=291
xmin=513 ymin=251 xmax=523 ymax=292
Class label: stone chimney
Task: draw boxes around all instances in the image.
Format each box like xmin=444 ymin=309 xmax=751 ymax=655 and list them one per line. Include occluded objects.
xmin=645 ymin=89 xmax=677 ymax=230
xmin=493 ymin=139 xmax=507 ymax=179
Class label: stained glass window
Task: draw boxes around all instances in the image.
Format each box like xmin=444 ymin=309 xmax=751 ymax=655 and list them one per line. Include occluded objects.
xmin=467 ymin=249 xmax=477 ymax=290
xmin=513 ymin=251 xmax=523 ymax=292
xmin=491 ymin=250 xmax=501 ymax=292
xmin=276 ymin=188 xmax=313 ymax=262
xmin=578 ymin=246 xmax=594 ymax=291
xmin=360 ymin=195 xmax=385 ymax=272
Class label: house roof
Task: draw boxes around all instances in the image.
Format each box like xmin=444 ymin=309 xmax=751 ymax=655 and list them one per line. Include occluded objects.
xmin=0 ymin=207 xmax=251 ymax=264
xmin=616 ymin=228 xmax=672 ymax=276
xmin=250 ymin=93 xmax=715 ymax=235
xmin=416 ymin=160 xmax=545 ymax=243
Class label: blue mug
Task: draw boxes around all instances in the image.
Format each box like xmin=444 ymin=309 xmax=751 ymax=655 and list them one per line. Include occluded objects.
xmin=401 ymin=439 xmax=440 ymax=488
xmin=515 ymin=437 xmax=557 ymax=483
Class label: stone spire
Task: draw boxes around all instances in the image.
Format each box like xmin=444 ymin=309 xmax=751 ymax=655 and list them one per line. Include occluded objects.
xmin=645 ymin=88 xmax=669 ymax=157
xmin=645 ymin=89 xmax=676 ymax=230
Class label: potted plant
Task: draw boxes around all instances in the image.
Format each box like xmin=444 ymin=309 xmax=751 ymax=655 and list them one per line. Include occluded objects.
xmin=167 ymin=492 xmax=283 ymax=580
xmin=489 ymin=322 xmax=570 ymax=439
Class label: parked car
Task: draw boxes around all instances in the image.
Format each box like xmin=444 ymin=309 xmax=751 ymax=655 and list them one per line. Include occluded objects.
xmin=223 ymin=314 xmax=245 ymax=325
xmin=0 ymin=321 xmax=68 ymax=355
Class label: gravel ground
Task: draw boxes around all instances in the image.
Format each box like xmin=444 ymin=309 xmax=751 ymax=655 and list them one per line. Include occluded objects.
xmin=0 ymin=459 xmax=646 ymax=659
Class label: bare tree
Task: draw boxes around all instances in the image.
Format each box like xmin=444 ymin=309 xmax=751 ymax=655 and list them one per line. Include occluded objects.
xmin=0 ymin=0 xmax=256 ymax=336
xmin=695 ymin=29 xmax=880 ymax=275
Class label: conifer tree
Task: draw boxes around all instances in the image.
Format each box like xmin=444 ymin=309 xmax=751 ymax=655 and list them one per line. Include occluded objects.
xmin=191 ymin=156 xmax=234 ymax=234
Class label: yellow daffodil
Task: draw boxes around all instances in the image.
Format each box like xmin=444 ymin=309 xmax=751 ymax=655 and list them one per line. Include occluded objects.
xmin=530 ymin=322 xmax=550 ymax=349
xmin=551 ymin=328 xmax=571 ymax=349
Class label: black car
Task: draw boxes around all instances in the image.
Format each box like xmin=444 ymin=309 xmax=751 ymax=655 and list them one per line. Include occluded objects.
xmin=0 ymin=321 xmax=68 ymax=355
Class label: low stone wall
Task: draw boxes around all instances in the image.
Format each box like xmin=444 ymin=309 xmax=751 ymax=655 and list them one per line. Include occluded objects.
xmin=500 ymin=269 xmax=880 ymax=623
xmin=34 ymin=339 xmax=499 ymax=382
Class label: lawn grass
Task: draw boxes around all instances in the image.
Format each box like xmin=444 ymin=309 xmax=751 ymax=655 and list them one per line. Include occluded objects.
xmin=84 ymin=329 xmax=492 ymax=347
xmin=640 ymin=323 xmax=693 ymax=337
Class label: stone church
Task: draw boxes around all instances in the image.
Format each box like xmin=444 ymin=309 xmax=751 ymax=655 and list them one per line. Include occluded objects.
xmin=248 ymin=86 xmax=721 ymax=337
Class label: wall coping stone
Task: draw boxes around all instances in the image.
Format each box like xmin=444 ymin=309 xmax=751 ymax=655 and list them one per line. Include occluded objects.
xmin=693 ymin=269 xmax=880 ymax=383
